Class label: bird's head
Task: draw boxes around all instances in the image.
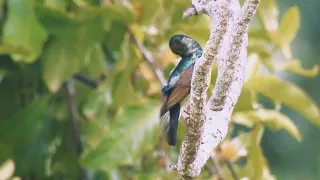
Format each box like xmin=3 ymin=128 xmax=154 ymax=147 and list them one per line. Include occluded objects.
xmin=169 ymin=34 xmax=201 ymax=58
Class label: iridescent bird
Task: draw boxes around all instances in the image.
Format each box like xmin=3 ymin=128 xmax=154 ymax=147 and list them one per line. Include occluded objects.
xmin=160 ymin=34 xmax=203 ymax=146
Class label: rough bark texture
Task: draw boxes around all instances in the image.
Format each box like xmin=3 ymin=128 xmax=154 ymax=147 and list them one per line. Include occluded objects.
xmin=175 ymin=0 xmax=261 ymax=179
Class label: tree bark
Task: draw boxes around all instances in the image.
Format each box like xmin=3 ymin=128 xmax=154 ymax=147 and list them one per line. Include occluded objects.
xmin=175 ymin=0 xmax=261 ymax=179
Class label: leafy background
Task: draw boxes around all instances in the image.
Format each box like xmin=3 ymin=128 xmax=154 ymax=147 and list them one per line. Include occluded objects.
xmin=0 ymin=0 xmax=319 ymax=179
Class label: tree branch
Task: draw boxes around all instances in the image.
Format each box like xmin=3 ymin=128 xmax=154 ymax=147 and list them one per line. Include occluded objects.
xmin=65 ymin=81 xmax=89 ymax=180
xmin=73 ymin=73 xmax=99 ymax=88
xmin=128 ymin=29 xmax=167 ymax=86
xmin=175 ymin=0 xmax=260 ymax=179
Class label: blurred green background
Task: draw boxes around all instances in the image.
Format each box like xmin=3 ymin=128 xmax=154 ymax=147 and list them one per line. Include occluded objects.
xmin=0 ymin=0 xmax=319 ymax=179
xmin=263 ymin=0 xmax=320 ymax=180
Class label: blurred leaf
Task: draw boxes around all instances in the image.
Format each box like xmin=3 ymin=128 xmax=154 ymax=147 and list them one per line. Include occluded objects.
xmin=245 ymin=75 xmax=320 ymax=127
xmin=0 ymin=96 xmax=50 ymax=147
xmin=279 ymin=45 xmax=292 ymax=59
xmin=0 ymin=69 xmax=6 ymax=84
xmin=0 ymin=45 xmax=30 ymax=56
xmin=276 ymin=60 xmax=319 ymax=77
xmin=233 ymin=109 xmax=301 ymax=142
xmin=3 ymin=0 xmax=48 ymax=63
xmin=173 ymin=17 xmax=210 ymax=43
xmin=268 ymin=6 xmax=300 ymax=59
xmin=278 ymin=6 xmax=300 ymax=47
xmin=153 ymin=45 xmax=177 ymax=69
xmin=130 ymin=24 xmax=145 ymax=44
xmin=248 ymin=27 xmax=270 ymax=41
xmin=83 ymin=44 xmax=107 ymax=79
xmin=0 ymin=143 xmax=12 ymax=162
xmin=138 ymin=63 xmax=161 ymax=95
xmin=245 ymin=125 xmax=275 ymax=180
xmin=245 ymin=54 xmax=262 ymax=81
xmin=80 ymin=101 xmax=161 ymax=169
xmin=82 ymin=89 xmax=111 ymax=122
xmin=106 ymin=168 xmax=124 ymax=180
xmin=42 ymin=37 xmax=87 ymax=92
xmin=0 ymin=160 xmax=15 ymax=180
xmin=133 ymin=172 xmax=161 ymax=180
xmin=99 ymin=4 xmax=135 ymax=24
xmin=136 ymin=0 xmax=161 ymax=25
xmin=35 ymin=6 xmax=79 ymax=36
xmin=105 ymin=21 xmax=127 ymax=51
xmin=258 ymin=0 xmax=279 ymax=32
xmin=13 ymin=117 xmax=63 ymax=177
xmin=247 ymin=40 xmax=274 ymax=72
xmin=234 ymin=88 xmax=255 ymax=112
xmin=43 ymin=0 xmax=69 ymax=10
xmin=42 ymin=19 xmax=104 ymax=92
xmin=112 ymin=72 xmax=144 ymax=108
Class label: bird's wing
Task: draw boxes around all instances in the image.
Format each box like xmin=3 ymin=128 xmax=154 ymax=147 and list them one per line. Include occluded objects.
xmin=160 ymin=68 xmax=193 ymax=115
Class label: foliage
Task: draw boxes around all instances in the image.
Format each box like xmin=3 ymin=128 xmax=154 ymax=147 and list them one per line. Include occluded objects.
xmin=0 ymin=0 xmax=319 ymax=179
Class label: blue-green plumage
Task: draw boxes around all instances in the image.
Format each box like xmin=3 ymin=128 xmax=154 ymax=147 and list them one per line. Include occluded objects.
xmin=160 ymin=34 xmax=203 ymax=146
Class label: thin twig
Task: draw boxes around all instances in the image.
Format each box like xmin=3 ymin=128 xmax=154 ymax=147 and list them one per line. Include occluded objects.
xmin=217 ymin=146 xmax=238 ymax=180
xmin=128 ymin=28 xmax=167 ymax=86
xmin=210 ymin=154 xmax=224 ymax=179
xmin=73 ymin=73 xmax=98 ymax=88
xmin=66 ymin=81 xmax=89 ymax=180
xmin=225 ymin=160 xmax=238 ymax=180
xmin=204 ymin=164 xmax=213 ymax=177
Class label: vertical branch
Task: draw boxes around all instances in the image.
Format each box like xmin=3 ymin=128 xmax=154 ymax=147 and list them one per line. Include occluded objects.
xmin=175 ymin=0 xmax=261 ymax=179
xmin=65 ymin=81 xmax=89 ymax=180
xmin=177 ymin=1 xmax=232 ymax=178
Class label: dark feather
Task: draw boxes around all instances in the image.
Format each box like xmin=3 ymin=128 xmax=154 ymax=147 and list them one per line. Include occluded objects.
xmin=168 ymin=104 xmax=180 ymax=146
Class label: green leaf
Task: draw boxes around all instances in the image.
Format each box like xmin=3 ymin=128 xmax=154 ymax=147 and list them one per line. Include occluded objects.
xmin=0 ymin=69 xmax=6 ymax=84
xmin=13 ymin=117 xmax=63 ymax=177
xmin=173 ymin=17 xmax=210 ymax=44
xmin=245 ymin=75 xmax=320 ymax=127
xmin=80 ymin=101 xmax=161 ymax=170
xmin=112 ymin=72 xmax=144 ymax=108
xmin=247 ymin=40 xmax=274 ymax=72
xmin=82 ymin=44 xmax=107 ymax=79
xmin=105 ymin=21 xmax=127 ymax=51
xmin=35 ymin=6 xmax=79 ymax=36
xmin=268 ymin=6 xmax=300 ymax=59
xmin=0 ymin=96 xmax=50 ymax=147
xmin=42 ymin=20 xmax=104 ymax=92
xmin=99 ymin=4 xmax=135 ymax=24
xmin=0 ymin=45 xmax=30 ymax=56
xmin=234 ymin=88 xmax=255 ymax=112
xmin=109 ymin=34 xmax=142 ymax=107
xmin=278 ymin=6 xmax=300 ymax=47
xmin=233 ymin=109 xmax=302 ymax=142
xmin=138 ymin=0 xmax=161 ymax=25
xmin=248 ymin=27 xmax=270 ymax=41
xmin=42 ymin=37 xmax=86 ymax=92
xmin=2 ymin=0 xmax=48 ymax=63
xmin=82 ymin=89 xmax=111 ymax=121
xmin=258 ymin=0 xmax=279 ymax=32
xmin=245 ymin=125 xmax=276 ymax=180
xmin=130 ymin=24 xmax=145 ymax=44
xmin=276 ymin=60 xmax=319 ymax=77
xmin=43 ymin=0 xmax=69 ymax=10
xmin=245 ymin=54 xmax=262 ymax=80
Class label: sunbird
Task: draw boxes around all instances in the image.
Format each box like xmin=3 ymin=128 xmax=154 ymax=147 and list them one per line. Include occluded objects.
xmin=160 ymin=34 xmax=203 ymax=146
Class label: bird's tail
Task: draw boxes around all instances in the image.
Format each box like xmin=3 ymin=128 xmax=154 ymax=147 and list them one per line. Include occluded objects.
xmin=167 ymin=104 xmax=180 ymax=146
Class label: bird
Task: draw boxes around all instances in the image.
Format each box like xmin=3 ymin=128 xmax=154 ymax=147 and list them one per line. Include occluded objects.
xmin=160 ymin=34 xmax=203 ymax=146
